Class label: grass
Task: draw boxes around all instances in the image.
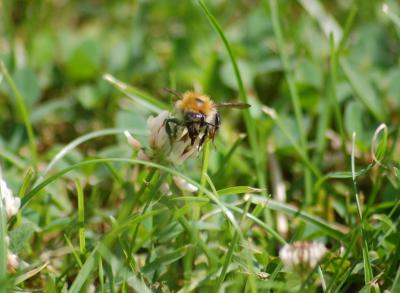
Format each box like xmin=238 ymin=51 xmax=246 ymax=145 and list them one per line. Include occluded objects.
xmin=0 ymin=0 xmax=400 ymax=292
xmin=0 ymin=61 xmax=38 ymax=169
xmin=267 ymin=0 xmax=313 ymax=204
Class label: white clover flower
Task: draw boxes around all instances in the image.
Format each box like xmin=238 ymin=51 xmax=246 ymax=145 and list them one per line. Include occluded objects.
xmin=125 ymin=111 xmax=204 ymax=166
xmin=0 ymin=177 xmax=21 ymax=218
xmin=148 ymin=111 xmax=171 ymax=153
xmin=279 ymin=241 xmax=327 ymax=272
xmin=146 ymin=111 xmax=201 ymax=165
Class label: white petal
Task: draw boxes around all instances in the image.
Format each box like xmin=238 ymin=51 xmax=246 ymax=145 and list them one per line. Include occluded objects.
xmin=173 ymin=176 xmax=198 ymax=193
xmin=124 ymin=130 xmax=142 ymax=150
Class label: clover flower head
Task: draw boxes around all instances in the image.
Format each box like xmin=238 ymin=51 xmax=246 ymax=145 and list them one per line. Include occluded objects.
xmin=279 ymin=241 xmax=327 ymax=272
xmin=146 ymin=111 xmax=201 ymax=165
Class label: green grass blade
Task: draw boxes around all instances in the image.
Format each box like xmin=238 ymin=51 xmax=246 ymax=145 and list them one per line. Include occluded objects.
xmin=64 ymin=234 xmax=83 ymax=268
xmin=103 ymin=73 xmax=168 ymax=112
xmin=228 ymin=205 xmax=286 ymax=244
xmin=18 ymin=168 xmax=35 ymax=198
xmin=37 ymin=128 xmax=145 ymax=183
xmin=298 ymin=0 xmax=342 ymax=43
xmin=337 ymin=5 xmax=358 ymax=54
xmin=70 ymin=208 xmax=166 ymax=292
xmin=68 ymin=250 xmax=97 ymax=293
xmin=174 ymin=196 xmax=286 ymax=244
xmin=217 ymin=186 xmax=262 ymax=196
xmin=141 ymin=245 xmax=189 ymax=274
xmin=198 ymin=141 xmax=210 ymax=200
xmin=262 ymin=107 xmax=321 ymax=178
xmin=75 ymin=180 xmax=86 ymax=255
xmin=213 ymin=134 xmax=247 ymax=178
xmin=98 ymin=258 xmax=104 ymax=293
xmin=392 ymin=265 xmax=400 ymax=292
xmin=22 ymin=158 xmax=242 ymax=234
xmin=251 ymin=196 xmax=348 ymax=240
xmin=0 ymin=61 xmax=37 ymax=168
xmin=0 ymin=147 xmax=27 ymax=170
xmin=326 ymin=229 xmax=359 ymax=292
xmin=266 ymin=0 xmax=313 ymax=203
xmin=14 ymin=262 xmax=49 ymax=285
xmin=314 ymin=164 xmax=373 ymax=192
xmin=383 ymin=3 xmax=400 ymax=29
xmin=177 ymin=211 xmax=218 ymax=267
xmin=329 ymin=34 xmax=347 ymax=159
xmin=198 ymin=0 xmax=268 ymax=198
xmin=351 ymin=133 xmax=374 ymax=288
xmin=203 ymin=173 xmax=245 ymax=287
xmin=217 ymin=230 xmax=240 ymax=287
xmin=187 ymin=140 xmax=210 ymax=282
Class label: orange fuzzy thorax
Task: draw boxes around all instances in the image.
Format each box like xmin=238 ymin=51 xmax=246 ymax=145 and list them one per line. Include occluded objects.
xmin=175 ymin=91 xmax=215 ymax=115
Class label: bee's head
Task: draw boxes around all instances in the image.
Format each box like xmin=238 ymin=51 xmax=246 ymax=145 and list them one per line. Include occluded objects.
xmin=175 ymin=91 xmax=215 ymax=116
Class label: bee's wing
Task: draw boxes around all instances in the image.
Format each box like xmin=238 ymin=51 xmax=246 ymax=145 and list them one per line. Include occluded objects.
xmin=215 ymin=102 xmax=251 ymax=109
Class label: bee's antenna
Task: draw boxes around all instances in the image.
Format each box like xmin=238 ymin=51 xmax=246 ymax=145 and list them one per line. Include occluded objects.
xmin=163 ymin=88 xmax=183 ymax=100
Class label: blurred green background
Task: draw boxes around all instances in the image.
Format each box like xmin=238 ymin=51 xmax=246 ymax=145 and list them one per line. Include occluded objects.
xmin=1 ymin=0 xmax=400 ymax=291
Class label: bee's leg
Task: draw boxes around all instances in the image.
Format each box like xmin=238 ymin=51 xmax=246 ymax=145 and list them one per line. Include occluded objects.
xmin=199 ymin=126 xmax=209 ymax=149
xmin=209 ymin=113 xmax=221 ymax=145
xmin=164 ymin=118 xmax=181 ymax=145
xmin=199 ymin=115 xmax=206 ymax=128
xmin=214 ymin=112 xmax=221 ymax=132
xmin=187 ymin=123 xmax=199 ymax=146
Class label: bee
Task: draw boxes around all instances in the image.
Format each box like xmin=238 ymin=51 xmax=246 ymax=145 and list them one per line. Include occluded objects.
xmin=164 ymin=89 xmax=250 ymax=149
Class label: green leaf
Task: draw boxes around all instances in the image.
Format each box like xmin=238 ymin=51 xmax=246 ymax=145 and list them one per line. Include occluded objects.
xmin=31 ymin=32 xmax=56 ymax=67
xmin=14 ymin=262 xmax=49 ymax=285
xmin=66 ymin=39 xmax=102 ymax=81
xmin=76 ymin=85 xmax=98 ymax=110
xmin=340 ymin=58 xmax=385 ymax=121
xmin=12 ymin=67 xmax=41 ymax=109
xmin=9 ymin=221 xmax=37 ymax=252
xmin=294 ymin=58 xmax=322 ymax=89
xmin=392 ymin=264 xmax=400 ymax=292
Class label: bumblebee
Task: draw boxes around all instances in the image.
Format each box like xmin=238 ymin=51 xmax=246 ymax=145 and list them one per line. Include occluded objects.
xmin=164 ymin=90 xmax=250 ymax=149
